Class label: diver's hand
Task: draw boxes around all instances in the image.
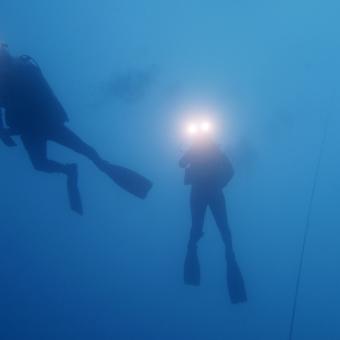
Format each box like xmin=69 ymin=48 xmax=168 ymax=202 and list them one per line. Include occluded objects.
xmin=179 ymin=153 xmax=191 ymax=168
xmin=0 ymin=128 xmax=17 ymax=147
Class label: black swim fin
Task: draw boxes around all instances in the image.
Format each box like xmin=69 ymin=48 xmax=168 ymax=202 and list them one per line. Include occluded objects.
xmin=67 ymin=164 xmax=83 ymax=215
xmin=99 ymin=161 xmax=152 ymax=199
xmin=184 ymin=245 xmax=200 ymax=286
xmin=227 ymin=259 xmax=247 ymax=304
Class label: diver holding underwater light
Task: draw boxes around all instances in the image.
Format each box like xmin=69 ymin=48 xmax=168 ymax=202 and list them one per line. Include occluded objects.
xmin=0 ymin=44 xmax=152 ymax=214
xmin=179 ymin=118 xmax=247 ymax=304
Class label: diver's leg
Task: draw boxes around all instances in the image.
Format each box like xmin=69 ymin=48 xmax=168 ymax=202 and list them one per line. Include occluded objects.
xmin=184 ymin=188 xmax=207 ymax=286
xmin=21 ymin=133 xmax=69 ymax=174
xmin=21 ymin=133 xmax=83 ymax=214
xmin=49 ymin=125 xmax=102 ymax=165
xmin=209 ymin=190 xmax=234 ymax=260
xmin=189 ymin=188 xmax=207 ymax=247
xmin=49 ymin=125 xmax=152 ymax=199
xmin=209 ymin=190 xmax=247 ymax=303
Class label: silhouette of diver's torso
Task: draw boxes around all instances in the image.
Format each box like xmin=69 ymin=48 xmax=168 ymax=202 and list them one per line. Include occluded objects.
xmin=3 ymin=56 xmax=68 ymax=134
xmin=181 ymin=142 xmax=234 ymax=190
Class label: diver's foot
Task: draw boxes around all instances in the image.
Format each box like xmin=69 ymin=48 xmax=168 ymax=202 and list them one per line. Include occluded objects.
xmin=184 ymin=246 xmax=201 ymax=286
xmin=66 ymin=164 xmax=83 ymax=215
xmin=227 ymin=259 xmax=247 ymax=304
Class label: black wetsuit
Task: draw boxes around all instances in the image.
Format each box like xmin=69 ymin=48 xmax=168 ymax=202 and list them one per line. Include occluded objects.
xmin=180 ymin=142 xmax=247 ymax=303
xmin=180 ymin=142 xmax=235 ymax=256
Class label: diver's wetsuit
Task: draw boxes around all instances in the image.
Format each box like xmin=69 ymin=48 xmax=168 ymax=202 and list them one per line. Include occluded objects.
xmin=180 ymin=142 xmax=235 ymax=257
xmin=180 ymin=142 xmax=247 ymax=303
xmin=0 ymin=54 xmax=152 ymax=211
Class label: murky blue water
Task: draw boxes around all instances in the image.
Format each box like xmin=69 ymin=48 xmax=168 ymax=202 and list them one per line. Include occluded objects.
xmin=1 ymin=1 xmax=340 ymax=339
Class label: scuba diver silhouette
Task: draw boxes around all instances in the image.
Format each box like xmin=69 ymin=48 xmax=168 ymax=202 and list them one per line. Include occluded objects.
xmin=0 ymin=44 xmax=152 ymax=214
xmin=179 ymin=130 xmax=247 ymax=304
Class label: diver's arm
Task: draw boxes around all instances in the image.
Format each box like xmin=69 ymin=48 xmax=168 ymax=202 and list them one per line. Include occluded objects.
xmin=223 ymin=153 xmax=235 ymax=180
xmin=0 ymin=109 xmax=9 ymax=132
xmin=179 ymin=152 xmax=191 ymax=168
xmin=0 ymin=86 xmax=5 ymax=114
xmin=228 ymin=158 xmax=235 ymax=179
xmin=0 ymin=107 xmax=5 ymax=129
xmin=0 ymin=109 xmax=17 ymax=146
xmin=0 ymin=108 xmax=15 ymax=135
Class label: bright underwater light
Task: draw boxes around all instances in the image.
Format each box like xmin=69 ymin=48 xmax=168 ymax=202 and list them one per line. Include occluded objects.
xmin=187 ymin=123 xmax=199 ymax=135
xmin=186 ymin=119 xmax=213 ymax=137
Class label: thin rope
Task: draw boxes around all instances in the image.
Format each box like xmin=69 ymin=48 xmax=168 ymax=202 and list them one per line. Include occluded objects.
xmin=288 ymin=112 xmax=332 ymax=340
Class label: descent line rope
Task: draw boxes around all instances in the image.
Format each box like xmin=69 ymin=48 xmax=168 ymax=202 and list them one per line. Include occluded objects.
xmin=288 ymin=111 xmax=332 ymax=340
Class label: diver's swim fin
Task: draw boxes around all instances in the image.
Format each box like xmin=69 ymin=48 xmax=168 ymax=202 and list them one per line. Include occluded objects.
xmin=67 ymin=164 xmax=83 ymax=215
xmin=99 ymin=161 xmax=152 ymax=199
xmin=184 ymin=246 xmax=200 ymax=286
xmin=227 ymin=260 xmax=247 ymax=304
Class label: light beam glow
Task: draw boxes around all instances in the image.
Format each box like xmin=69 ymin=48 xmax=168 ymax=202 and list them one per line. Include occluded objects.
xmin=200 ymin=121 xmax=211 ymax=133
xmin=187 ymin=123 xmax=199 ymax=135
xmin=186 ymin=120 xmax=213 ymax=138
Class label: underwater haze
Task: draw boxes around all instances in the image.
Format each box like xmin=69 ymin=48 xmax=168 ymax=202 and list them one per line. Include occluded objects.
xmin=1 ymin=1 xmax=340 ymax=339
